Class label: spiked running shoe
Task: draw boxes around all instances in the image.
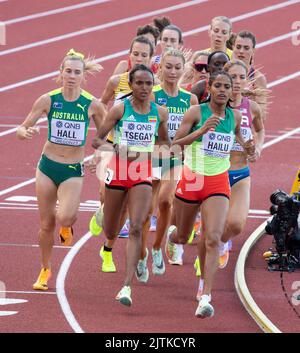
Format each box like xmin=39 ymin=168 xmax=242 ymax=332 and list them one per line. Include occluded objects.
xmin=100 ymin=246 xmax=116 ymax=272
xmin=135 ymin=248 xmax=149 ymax=283
xmin=89 ymin=204 xmax=104 ymax=236
xmin=59 ymin=227 xmax=73 ymax=246
xmin=187 ymin=229 xmax=195 ymax=245
xmin=165 ymin=226 xmax=184 ymax=265
xmin=194 ymin=256 xmax=201 ymax=277
xmin=33 ymin=268 xmax=51 ymax=291
xmin=219 ymin=242 xmax=230 ymax=269
xmin=195 ymin=295 xmax=214 ymax=318
xmin=116 ymin=286 xmax=132 ymax=307
xmin=152 ymin=248 xmax=165 ymax=275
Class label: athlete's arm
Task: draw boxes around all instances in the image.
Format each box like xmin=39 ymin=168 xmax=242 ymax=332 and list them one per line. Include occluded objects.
xmin=250 ymin=99 xmax=265 ymax=160
xmin=100 ymin=75 xmax=120 ymax=106
xmin=252 ymin=70 xmax=268 ymax=121
xmin=172 ymin=105 xmax=219 ymax=147
xmin=89 ymin=99 xmax=107 ymax=134
xmin=92 ymin=103 xmax=124 ymax=149
xmin=233 ymin=109 xmax=255 ymax=161
xmin=112 ymin=60 xmax=128 ymax=76
xmin=16 ymin=94 xmax=50 ymax=140
xmin=156 ymin=105 xmax=170 ymax=147
xmin=191 ymin=80 xmax=206 ymax=104
xmin=190 ymin=93 xmax=198 ymax=106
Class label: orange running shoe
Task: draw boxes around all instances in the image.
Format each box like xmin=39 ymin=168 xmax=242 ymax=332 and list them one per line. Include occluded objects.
xmin=218 ymin=249 xmax=229 ymax=269
xmin=59 ymin=227 xmax=73 ymax=246
xmin=33 ymin=268 xmax=52 ymax=291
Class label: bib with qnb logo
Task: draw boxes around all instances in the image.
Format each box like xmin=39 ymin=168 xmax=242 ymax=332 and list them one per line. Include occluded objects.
xmin=153 ymin=84 xmax=191 ymax=139
xmin=114 ymin=98 xmax=160 ymax=152
xmin=184 ymin=103 xmax=235 ymax=176
xmin=231 ymin=97 xmax=253 ymax=152
xmin=47 ymin=88 xmax=93 ymax=147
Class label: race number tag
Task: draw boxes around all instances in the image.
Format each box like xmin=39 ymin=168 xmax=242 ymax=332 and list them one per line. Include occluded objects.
xmin=202 ymin=131 xmax=234 ymax=158
xmin=51 ymin=118 xmax=86 ymax=146
xmin=104 ymin=168 xmax=114 ymax=185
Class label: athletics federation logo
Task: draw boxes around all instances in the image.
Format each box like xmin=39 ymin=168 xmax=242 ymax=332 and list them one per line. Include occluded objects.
xmin=158 ymin=98 xmax=167 ymax=105
xmin=56 ymin=121 xmax=63 ymax=128
xmin=209 ymin=132 xmax=216 ymax=140
xmin=53 ymin=102 xmax=63 ymax=109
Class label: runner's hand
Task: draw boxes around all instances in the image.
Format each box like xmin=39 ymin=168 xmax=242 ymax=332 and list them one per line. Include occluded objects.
xmin=199 ymin=115 xmax=220 ymax=134
xmin=20 ymin=126 xmax=40 ymax=140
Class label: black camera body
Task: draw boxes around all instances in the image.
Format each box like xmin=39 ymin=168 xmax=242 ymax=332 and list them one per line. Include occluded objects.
xmin=265 ymin=189 xmax=300 ymax=271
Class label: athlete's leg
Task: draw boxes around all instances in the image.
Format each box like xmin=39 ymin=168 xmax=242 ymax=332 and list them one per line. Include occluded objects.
xmin=56 ymin=177 xmax=83 ymax=227
xmin=102 ymin=186 xmax=128 ymax=241
xmin=221 ymin=177 xmax=250 ymax=243
xmin=200 ymin=196 xmax=229 ymax=295
xmin=124 ymin=183 xmax=152 ymax=286
xmin=35 ymin=169 xmax=58 ymax=269
xmin=154 ymin=178 xmax=178 ymax=249
xmin=168 ymin=197 xmax=199 ymax=244
xmin=140 ymin=179 xmax=160 ymax=259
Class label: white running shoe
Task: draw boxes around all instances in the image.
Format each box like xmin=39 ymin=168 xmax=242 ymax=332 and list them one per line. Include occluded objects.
xmin=116 ymin=286 xmax=132 ymax=307
xmin=135 ymin=248 xmax=149 ymax=283
xmin=152 ymin=248 xmax=165 ymax=275
xmin=149 ymin=216 xmax=157 ymax=232
xmin=195 ymin=294 xmax=214 ymax=318
xmin=165 ymin=225 xmax=184 ymax=265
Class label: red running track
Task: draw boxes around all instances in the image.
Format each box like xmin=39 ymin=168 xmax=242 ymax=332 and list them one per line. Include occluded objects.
xmin=0 ymin=0 xmax=299 ymax=333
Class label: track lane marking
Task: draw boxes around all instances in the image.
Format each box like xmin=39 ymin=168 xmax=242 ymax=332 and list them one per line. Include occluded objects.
xmin=0 ymin=0 xmax=209 ymax=56
xmin=3 ymin=0 xmax=111 ymax=25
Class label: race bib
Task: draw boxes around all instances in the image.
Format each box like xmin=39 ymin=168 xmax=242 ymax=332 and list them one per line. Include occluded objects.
xmin=120 ymin=121 xmax=156 ymax=150
xmin=202 ymin=131 xmax=234 ymax=158
xmin=50 ymin=118 xmax=86 ymax=146
xmin=167 ymin=113 xmax=184 ymax=139
xmin=231 ymin=126 xmax=253 ymax=152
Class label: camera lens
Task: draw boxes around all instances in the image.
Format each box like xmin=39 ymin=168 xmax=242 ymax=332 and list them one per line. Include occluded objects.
xmin=270 ymin=189 xmax=289 ymax=205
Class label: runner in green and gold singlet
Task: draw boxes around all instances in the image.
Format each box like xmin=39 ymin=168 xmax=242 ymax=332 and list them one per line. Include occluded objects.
xmin=17 ymin=49 xmax=106 ymax=291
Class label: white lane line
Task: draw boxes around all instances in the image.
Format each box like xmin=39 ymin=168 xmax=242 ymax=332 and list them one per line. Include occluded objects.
xmin=0 ymin=117 xmax=47 ymax=137
xmin=0 ymin=290 xmax=56 ymax=295
xmin=262 ymin=127 xmax=300 ymax=150
xmin=0 ymin=26 xmax=299 ymax=94
xmin=184 ymin=0 xmax=300 ymax=37
xmin=0 ymin=311 xmax=18 ymax=316
xmin=0 ymin=298 xmax=27 ymax=305
xmin=1 ymin=0 xmax=298 ymax=59
xmin=56 ymin=232 xmax=92 ymax=333
xmin=267 ymin=71 xmax=300 ymax=88
xmin=3 ymin=0 xmax=111 ymax=25
xmin=0 ymin=242 xmax=71 ymax=249
xmin=0 ymin=0 xmax=209 ymax=57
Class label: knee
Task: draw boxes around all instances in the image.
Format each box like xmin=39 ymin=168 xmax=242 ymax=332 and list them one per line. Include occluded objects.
xmin=129 ymin=222 xmax=143 ymax=239
xmin=205 ymin=232 xmax=221 ymax=249
xmin=226 ymin=219 xmax=245 ymax=237
xmin=57 ymin=213 xmax=77 ymax=227
xmin=40 ymin=218 xmax=56 ymax=234
xmin=158 ymin=197 xmax=172 ymax=213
